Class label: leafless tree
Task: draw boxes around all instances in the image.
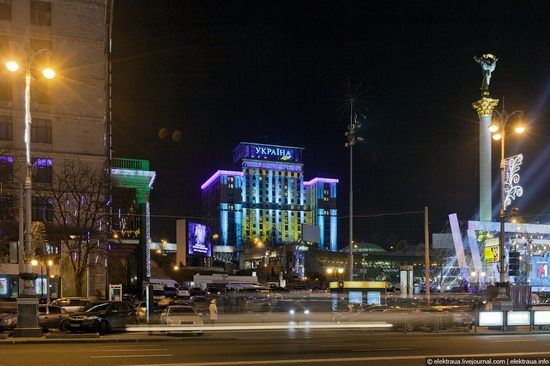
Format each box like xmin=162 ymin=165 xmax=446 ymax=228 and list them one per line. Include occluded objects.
xmin=34 ymin=158 xmax=108 ymax=297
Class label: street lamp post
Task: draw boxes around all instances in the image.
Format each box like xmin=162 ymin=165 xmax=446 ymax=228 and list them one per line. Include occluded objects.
xmin=6 ymin=33 xmax=55 ymax=337
xmin=488 ymin=106 xmax=524 ymax=310
xmin=344 ymin=102 xmax=363 ymax=282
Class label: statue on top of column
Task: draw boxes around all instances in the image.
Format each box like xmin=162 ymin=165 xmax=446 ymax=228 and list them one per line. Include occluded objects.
xmin=474 ymin=54 xmax=498 ymax=96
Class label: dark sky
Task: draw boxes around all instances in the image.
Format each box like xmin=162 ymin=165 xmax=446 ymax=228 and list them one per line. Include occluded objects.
xmin=110 ymin=1 xmax=550 ymax=249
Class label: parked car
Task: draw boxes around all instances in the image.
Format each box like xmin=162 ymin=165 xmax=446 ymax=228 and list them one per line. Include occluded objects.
xmin=244 ymin=297 xmax=272 ymax=313
xmin=187 ymin=296 xmax=210 ymax=312
xmin=49 ymin=297 xmax=92 ymax=313
xmin=160 ymin=305 xmax=203 ymax=335
xmin=290 ymin=286 xmax=310 ymax=293
xmin=68 ymin=301 xmax=139 ymax=335
xmin=163 ymin=287 xmax=178 ymax=298
xmin=204 ymin=287 xmax=221 ymax=296
xmin=189 ymin=287 xmax=203 ymax=296
xmin=176 ymin=287 xmax=190 ymax=298
xmin=176 ymin=301 xmax=209 ymax=317
xmin=0 ymin=305 xmax=70 ymax=332
xmin=269 ymin=285 xmax=289 ymax=292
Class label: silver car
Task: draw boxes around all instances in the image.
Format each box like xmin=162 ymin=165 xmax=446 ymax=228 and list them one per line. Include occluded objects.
xmin=160 ymin=305 xmax=203 ymax=335
xmin=0 ymin=305 xmax=70 ymax=332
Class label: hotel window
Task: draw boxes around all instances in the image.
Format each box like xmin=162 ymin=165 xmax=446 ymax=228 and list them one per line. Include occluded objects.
xmin=0 ymin=155 xmax=13 ymax=181
xmin=30 ymin=1 xmax=51 ymax=26
xmin=0 ymin=194 xmax=13 ymax=219
xmin=32 ymin=196 xmax=53 ymax=221
xmin=31 ymin=118 xmax=52 ymax=143
xmin=32 ymin=158 xmax=52 ymax=183
xmin=0 ymin=116 xmax=12 ymax=141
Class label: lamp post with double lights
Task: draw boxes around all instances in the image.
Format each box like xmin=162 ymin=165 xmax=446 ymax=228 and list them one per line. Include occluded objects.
xmin=470 ymin=270 xmax=485 ymax=292
xmin=6 ymin=35 xmax=55 ymax=336
xmin=488 ymin=106 xmax=525 ymax=310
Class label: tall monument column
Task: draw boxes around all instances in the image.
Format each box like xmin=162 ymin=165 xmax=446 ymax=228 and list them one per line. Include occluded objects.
xmin=473 ymin=97 xmax=499 ymax=221
xmin=472 ymin=54 xmax=499 ymax=222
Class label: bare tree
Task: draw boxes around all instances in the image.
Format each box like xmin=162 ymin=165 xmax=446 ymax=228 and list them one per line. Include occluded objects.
xmin=34 ymin=158 xmax=108 ymax=297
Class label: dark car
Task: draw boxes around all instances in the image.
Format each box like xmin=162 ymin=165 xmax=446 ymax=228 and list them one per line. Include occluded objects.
xmin=189 ymin=287 xmax=204 ymax=296
xmin=68 ymin=301 xmax=139 ymax=335
xmin=187 ymin=296 xmax=210 ymax=312
xmin=244 ymin=297 xmax=272 ymax=313
xmin=0 ymin=305 xmax=70 ymax=332
xmin=204 ymin=287 xmax=221 ymax=295
xmin=163 ymin=287 xmax=178 ymax=298
xmin=272 ymin=300 xmax=309 ymax=314
xmin=268 ymin=285 xmax=289 ymax=292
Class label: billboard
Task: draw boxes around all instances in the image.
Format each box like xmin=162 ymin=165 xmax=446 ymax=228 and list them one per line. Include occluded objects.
xmin=302 ymin=224 xmax=320 ymax=243
xmin=187 ymin=221 xmax=212 ymax=257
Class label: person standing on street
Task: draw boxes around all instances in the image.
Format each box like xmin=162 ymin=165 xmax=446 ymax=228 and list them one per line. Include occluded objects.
xmin=209 ymin=299 xmax=218 ymax=323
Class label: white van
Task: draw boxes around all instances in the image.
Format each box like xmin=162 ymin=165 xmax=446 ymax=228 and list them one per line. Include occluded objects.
xmin=142 ymin=283 xmax=166 ymax=301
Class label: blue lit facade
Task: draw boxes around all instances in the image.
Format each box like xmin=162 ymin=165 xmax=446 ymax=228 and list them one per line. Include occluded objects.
xmin=201 ymin=142 xmax=338 ymax=251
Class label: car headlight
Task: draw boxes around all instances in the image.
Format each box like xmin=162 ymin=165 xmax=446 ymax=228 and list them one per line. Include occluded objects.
xmin=289 ymin=309 xmax=295 ymax=315
xmin=86 ymin=315 xmax=99 ymax=320
xmin=304 ymin=309 xmax=310 ymax=314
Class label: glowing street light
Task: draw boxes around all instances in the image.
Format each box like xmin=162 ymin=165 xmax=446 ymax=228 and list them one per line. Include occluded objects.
xmin=6 ymin=35 xmax=55 ymax=299
xmin=488 ymin=105 xmax=525 ymax=310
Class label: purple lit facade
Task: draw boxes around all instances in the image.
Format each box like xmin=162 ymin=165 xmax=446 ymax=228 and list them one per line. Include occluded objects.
xmin=201 ymin=142 xmax=338 ymax=251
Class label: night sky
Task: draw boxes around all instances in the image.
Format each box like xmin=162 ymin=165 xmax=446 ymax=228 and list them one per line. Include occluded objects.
xmin=110 ymin=1 xmax=550 ymax=249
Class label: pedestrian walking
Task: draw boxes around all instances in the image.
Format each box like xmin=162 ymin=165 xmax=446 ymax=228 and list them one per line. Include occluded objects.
xmin=209 ymin=299 xmax=218 ymax=323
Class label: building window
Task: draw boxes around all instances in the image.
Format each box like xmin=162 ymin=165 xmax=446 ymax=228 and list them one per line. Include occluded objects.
xmin=0 ymin=194 xmax=13 ymax=219
xmin=31 ymin=118 xmax=52 ymax=143
xmin=0 ymin=155 xmax=13 ymax=181
xmin=32 ymin=196 xmax=53 ymax=221
xmin=30 ymin=1 xmax=51 ymax=26
xmin=0 ymin=116 xmax=12 ymax=141
xmin=0 ymin=75 xmax=12 ymax=102
xmin=0 ymin=1 xmax=11 ymax=21
xmin=32 ymin=158 xmax=52 ymax=183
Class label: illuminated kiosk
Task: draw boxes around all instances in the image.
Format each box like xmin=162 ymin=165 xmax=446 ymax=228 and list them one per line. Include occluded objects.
xmin=328 ymin=281 xmax=387 ymax=311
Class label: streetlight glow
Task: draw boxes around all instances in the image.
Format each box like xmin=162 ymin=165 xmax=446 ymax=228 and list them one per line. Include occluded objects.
xmin=5 ymin=60 xmax=19 ymax=72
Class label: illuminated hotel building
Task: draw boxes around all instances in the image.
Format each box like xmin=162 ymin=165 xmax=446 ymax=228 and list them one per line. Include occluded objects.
xmin=202 ymin=142 xmax=338 ymax=253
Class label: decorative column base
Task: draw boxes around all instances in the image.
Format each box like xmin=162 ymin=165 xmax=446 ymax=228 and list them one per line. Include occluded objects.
xmin=491 ymin=282 xmax=513 ymax=311
xmin=13 ymin=297 xmax=42 ymax=337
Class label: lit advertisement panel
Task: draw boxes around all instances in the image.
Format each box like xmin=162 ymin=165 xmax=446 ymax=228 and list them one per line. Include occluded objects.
xmin=0 ymin=277 xmax=7 ymax=295
xmin=187 ymin=222 xmax=212 ymax=257
xmin=478 ymin=311 xmax=503 ymax=326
